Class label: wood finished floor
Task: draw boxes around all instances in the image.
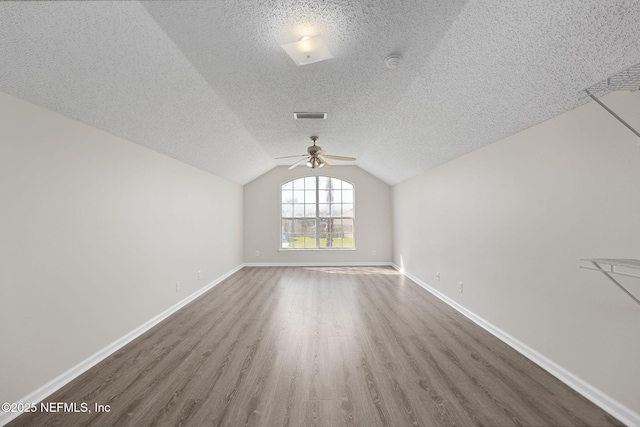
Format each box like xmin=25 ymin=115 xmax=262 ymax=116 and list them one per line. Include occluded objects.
xmin=10 ymin=266 xmax=621 ymax=427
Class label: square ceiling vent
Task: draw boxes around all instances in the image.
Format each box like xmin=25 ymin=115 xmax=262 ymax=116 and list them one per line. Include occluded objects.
xmin=294 ymin=112 xmax=327 ymax=119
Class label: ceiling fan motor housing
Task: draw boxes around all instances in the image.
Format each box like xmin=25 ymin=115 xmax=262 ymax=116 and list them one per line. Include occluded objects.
xmin=308 ymin=145 xmax=322 ymax=156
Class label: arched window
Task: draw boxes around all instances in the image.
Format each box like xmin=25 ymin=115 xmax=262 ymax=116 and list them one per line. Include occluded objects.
xmin=281 ymin=176 xmax=354 ymax=249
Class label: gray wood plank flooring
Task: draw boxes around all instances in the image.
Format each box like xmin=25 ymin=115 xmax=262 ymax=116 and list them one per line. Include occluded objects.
xmin=9 ymin=266 xmax=621 ymax=426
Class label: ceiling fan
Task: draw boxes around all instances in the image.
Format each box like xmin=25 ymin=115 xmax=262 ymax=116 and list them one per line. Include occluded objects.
xmin=276 ymin=136 xmax=356 ymax=170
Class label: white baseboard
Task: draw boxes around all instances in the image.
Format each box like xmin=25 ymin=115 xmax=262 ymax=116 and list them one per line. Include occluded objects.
xmin=392 ymin=264 xmax=640 ymax=427
xmin=243 ymin=261 xmax=393 ymax=267
xmin=0 ymin=264 xmax=244 ymax=427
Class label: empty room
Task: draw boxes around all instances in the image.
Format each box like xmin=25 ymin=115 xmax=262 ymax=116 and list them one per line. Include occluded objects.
xmin=1 ymin=1 xmax=639 ymax=426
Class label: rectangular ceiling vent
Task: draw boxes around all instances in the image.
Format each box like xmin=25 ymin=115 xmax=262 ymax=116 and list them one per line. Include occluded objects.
xmin=294 ymin=112 xmax=327 ymax=119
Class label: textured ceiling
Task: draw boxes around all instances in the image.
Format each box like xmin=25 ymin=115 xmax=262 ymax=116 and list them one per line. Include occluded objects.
xmin=1 ymin=1 xmax=639 ymax=185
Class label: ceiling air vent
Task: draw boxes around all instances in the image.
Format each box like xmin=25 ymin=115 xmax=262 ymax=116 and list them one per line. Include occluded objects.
xmin=294 ymin=112 xmax=327 ymax=119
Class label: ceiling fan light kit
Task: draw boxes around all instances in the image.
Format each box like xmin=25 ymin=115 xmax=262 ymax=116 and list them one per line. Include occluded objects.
xmin=306 ymin=157 xmax=325 ymax=168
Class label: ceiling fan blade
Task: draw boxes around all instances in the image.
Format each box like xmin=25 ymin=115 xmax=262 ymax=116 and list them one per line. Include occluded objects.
xmin=288 ymin=157 xmax=309 ymax=170
xmin=276 ymin=154 xmax=307 ymax=159
xmin=322 ymin=154 xmax=356 ymax=161
xmin=319 ymin=157 xmax=333 ymax=169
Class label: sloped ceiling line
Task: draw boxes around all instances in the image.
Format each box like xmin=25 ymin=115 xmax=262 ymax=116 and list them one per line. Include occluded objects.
xmin=1 ymin=1 xmax=639 ymax=185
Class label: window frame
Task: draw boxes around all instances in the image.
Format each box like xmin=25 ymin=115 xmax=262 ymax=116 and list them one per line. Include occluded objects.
xmin=280 ymin=176 xmax=355 ymax=251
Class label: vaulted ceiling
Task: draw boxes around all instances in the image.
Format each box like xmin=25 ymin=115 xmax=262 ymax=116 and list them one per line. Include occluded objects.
xmin=1 ymin=1 xmax=639 ymax=185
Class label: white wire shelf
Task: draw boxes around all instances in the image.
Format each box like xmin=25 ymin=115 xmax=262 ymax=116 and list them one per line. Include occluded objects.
xmin=583 ymin=63 xmax=640 ymax=98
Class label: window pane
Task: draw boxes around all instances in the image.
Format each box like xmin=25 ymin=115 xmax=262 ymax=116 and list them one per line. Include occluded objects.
xmin=318 ymin=218 xmax=331 ymax=248
xmin=282 ymin=204 xmax=293 ymax=217
xmin=342 ymin=189 xmax=353 ymax=203
xmin=318 ymin=189 xmax=329 ymax=203
xmin=293 ymin=190 xmax=304 ymax=203
xmin=294 ymin=204 xmax=305 ymax=217
xmin=287 ymin=219 xmax=307 ymax=248
xmin=302 ymin=220 xmax=314 ymax=234
xmin=331 ymin=204 xmax=341 ymax=217
xmin=282 ymin=189 xmax=293 ymax=203
xmin=304 ymin=176 xmax=316 ymax=189
xmin=342 ymin=181 xmax=353 ymax=191
xmin=342 ymin=203 xmax=354 ymax=217
xmin=282 ymin=181 xmax=293 ymax=190
xmin=323 ymin=218 xmax=342 ymax=248
xmin=318 ymin=176 xmax=330 ymax=190
xmin=341 ymin=219 xmax=355 ymax=248
xmin=293 ymin=178 xmax=305 ymax=189
xmin=318 ymin=203 xmax=330 ymax=217
xmin=330 ymin=189 xmax=342 ymax=203
xmin=330 ymin=178 xmax=342 ymax=189
xmin=305 ymin=190 xmax=316 ymax=204
xmin=330 ymin=219 xmax=343 ymax=248
xmin=281 ymin=219 xmax=295 ymax=248
xmin=305 ymin=233 xmax=317 ymax=248
xmin=318 ymin=232 xmax=328 ymax=248
xmin=305 ymin=204 xmax=316 ymax=217
xmin=294 ymin=219 xmax=306 ymax=233
xmin=303 ymin=219 xmax=316 ymax=248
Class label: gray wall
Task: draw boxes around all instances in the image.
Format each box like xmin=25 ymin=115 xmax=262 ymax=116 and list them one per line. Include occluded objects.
xmin=244 ymin=166 xmax=392 ymax=264
xmin=392 ymin=90 xmax=640 ymax=416
xmin=0 ymin=91 xmax=244 ymax=403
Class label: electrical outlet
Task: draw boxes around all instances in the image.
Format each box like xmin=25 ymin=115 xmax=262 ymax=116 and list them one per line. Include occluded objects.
xmin=198 ymin=270 xmax=201 ymax=279
xmin=458 ymin=281 xmax=463 ymax=293
xmin=372 ymin=250 xmax=377 ymax=256
xmin=255 ymin=251 xmax=260 ymax=257
xmin=436 ymin=272 xmax=440 ymax=281
xmin=176 ymin=281 xmax=181 ymax=292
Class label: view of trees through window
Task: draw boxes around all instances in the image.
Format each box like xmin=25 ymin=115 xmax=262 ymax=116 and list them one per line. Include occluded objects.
xmin=281 ymin=176 xmax=354 ymax=249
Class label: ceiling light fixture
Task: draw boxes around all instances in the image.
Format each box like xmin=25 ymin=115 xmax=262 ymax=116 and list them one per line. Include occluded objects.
xmin=281 ymin=35 xmax=334 ymax=66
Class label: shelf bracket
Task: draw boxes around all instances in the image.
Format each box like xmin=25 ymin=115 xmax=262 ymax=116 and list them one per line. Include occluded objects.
xmin=581 ymin=259 xmax=640 ymax=307
xmin=585 ymin=89 xmax=640 ymax=139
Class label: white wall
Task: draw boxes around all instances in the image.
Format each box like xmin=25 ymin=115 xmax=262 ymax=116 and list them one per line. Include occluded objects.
xmin=244 ymin=166 xmax=392 ymax=264
xmin=0 ymin=91 xmax=243 ymax=404
xmin=392 ymin=90 xmax=640 ymax=418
